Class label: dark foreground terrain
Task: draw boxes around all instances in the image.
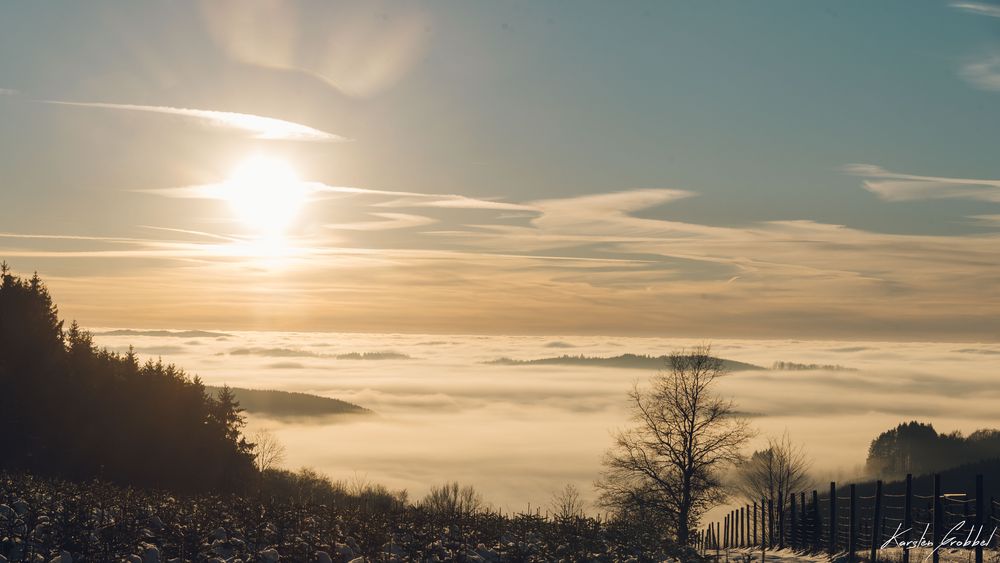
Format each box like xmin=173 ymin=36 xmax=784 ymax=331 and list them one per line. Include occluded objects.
xmin=0 ymin=473 xmax=680 ymax=563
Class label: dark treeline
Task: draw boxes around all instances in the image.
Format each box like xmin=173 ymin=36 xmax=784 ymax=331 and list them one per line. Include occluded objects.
xmin=486 ymin=353 xmax=764 ymax=372
xmin=0 ymin=264 xmax=255 ymax=492
xmin=866 ymin=420 xmax=1000 ymax=477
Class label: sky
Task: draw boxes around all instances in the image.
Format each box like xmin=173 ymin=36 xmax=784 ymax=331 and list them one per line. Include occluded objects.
xmin=1 ymin=0 xmax=999 ymax=339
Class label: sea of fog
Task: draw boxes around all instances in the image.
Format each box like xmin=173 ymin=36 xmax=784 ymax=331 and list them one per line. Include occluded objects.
xmin=91 ymin=330 xmax=1000 ymax=515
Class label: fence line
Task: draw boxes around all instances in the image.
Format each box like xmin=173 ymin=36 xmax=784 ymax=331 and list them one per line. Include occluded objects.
xmin=698 ymin=473 xmax=990 ymax=563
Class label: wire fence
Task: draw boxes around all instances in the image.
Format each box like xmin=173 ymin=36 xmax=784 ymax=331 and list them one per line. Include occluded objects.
xmin=698 ymin=473 xmax=993 ymax=563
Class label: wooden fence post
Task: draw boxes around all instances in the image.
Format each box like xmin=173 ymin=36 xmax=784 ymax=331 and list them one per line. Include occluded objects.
xmin=830 ymin=482 xmax=837 ymax=555
xmin=849 ymin=483 xmax=857 ymax=563
xmin=729 ymin=510 xmax=740 ymax=547
xmin=760 ymin=497 xmax=766 ymax=548
xmin=726 ymin=511 xmax=731 ymax=548
xmin=903 ymin=474 xmax=912 ymax=563
xmin=976 ymin=474 xmax=984 ymax=563
xmin=745 ymin=504 xmax=750 ymax=547
xmin=741 ymin=505 xmax=746 ymax=547
xmin=743 ymin=504 xmax=753 ymax=547
xmin=800 ymin=491 xmax=806 ymax=548
xmin=790 ymin=492 xmax=798 ymax=550
xmin=726 ymin=513 xmax=730 ymax=549
xmin=722 ymin=514 xmax=732 ymax=549
xmin=769 ymin=497 xmax=775 ymax=549
xmin=716 ymin=522 xmax=721 ymax=559
xmin=779 ymin=492 xmax=786 ymax=550
xmin=933 ymin=474 xmax=942 ymax=563
xmin=732 ymin=509 xmax=737 ymax=547
xmin=812 ymin=489 xmax=820 ymax=553
xmin=870 ymin=480 xmax=883 ymax=563
xmin=733 ymin=508 xmax=740 ymax=547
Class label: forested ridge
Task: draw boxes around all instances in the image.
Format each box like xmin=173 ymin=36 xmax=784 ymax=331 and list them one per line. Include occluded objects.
xmin=0 ymin=264 xmax=255 ymax=492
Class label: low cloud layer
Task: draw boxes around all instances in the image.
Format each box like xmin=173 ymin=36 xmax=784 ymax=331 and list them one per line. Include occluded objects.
xmin=91 ymin=330 xmax=1000 ymax=511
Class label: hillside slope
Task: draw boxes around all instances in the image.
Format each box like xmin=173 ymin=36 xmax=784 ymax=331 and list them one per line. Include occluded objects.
xmin=207 ymin=386 xmax=370 ymax=418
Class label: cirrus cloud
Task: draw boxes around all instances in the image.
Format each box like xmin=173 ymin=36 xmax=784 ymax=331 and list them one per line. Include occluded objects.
xmin=950 ymin=1 xmax=1000 ymax=18
xmin=845 ymin=163 xmax=1000 ymax=202
xmin=40 ymin=100 xmax=347 ymax=142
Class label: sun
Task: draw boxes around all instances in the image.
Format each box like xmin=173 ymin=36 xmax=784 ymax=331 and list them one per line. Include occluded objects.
xmin=221 ymin=155 xmax=307 ymax=235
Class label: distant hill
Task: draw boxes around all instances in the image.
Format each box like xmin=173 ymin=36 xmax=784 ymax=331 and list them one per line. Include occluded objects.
xmin=97 ymin=329 xmax=231 ymax=338
xmin=485 ymin=353 xmax=764 ymax=372
xmin=226 ymin=348 xmax=410 ymax=360
xmin=771 ymin=361 xmax=856 ymax=371
xmin=335 ymin=352 xmax=409 ymax=360
xmin=207 ymin=386 xmax=370 ymax=418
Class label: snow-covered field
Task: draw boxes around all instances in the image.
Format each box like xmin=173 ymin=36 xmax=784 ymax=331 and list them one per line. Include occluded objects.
xmin=91 ymin=330 xmax=1000 ymax=513
xmin=717 ymin=548 xmax=829 ymax=561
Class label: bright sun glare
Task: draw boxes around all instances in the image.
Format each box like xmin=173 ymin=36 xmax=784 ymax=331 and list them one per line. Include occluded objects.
xmin=222 ymin=155 xmax=307 ymax=235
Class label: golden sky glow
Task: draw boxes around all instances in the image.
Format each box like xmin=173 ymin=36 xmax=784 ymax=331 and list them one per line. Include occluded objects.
xmin=1 ymin=1 xmax=999 ymax=340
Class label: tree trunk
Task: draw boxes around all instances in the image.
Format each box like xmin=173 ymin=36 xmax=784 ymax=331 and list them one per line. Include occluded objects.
xmin=678 ymin=471 xmax=693 ymax=545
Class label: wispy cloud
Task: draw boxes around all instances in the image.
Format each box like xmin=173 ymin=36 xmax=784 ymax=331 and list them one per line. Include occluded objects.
xmin=968 ymin=214 xmax=1000 ymax=226
xmin=40 ymin=100 xmax=347 ymax=142
xmin=8 ymin=174 xmax=1000 ymax=339
xmin=948 ymin=3 xmax=1000 ymax=91
xmin=138 ymin=226 xmax=241 ymax=243
xmin=145 ymin=180 xmax=537 ymax=212
xmin=959 ymin=53 xmax=1000 ymax=92
xmin=373 ymin=195 xmax=536 ymax=211
xmin=326 ymin=213 xmax=437 ymax=231
xmin=531 ymin=189 xmax=696 ymax=236
xmin=0 ymin=88 xmax=17 ymax=96
xmin=950 ymin=1 xmax=1000 ymax=17
xmin=845 ymin=163 xmax=1000 ymax=202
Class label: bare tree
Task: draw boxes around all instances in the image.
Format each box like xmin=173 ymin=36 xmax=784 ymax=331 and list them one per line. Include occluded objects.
xmin=596 ymin=346 xmax=754 ymax=547
xmin=249 ymin=428 xmax=286 ymax=473
xmin=733 ymin=432 xmax=812 ymax=510
xmin=421 ymin=482 xmax=483 ymax=516
xmin=550 ymin=483 xmax=586 ymax=520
